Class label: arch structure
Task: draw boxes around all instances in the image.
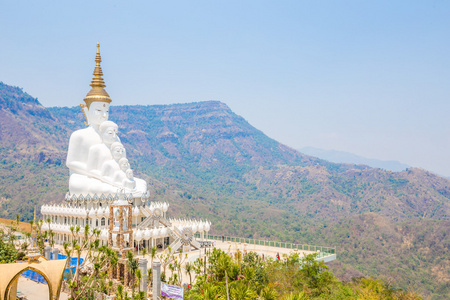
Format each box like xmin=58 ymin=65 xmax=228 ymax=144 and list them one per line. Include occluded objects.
xmin=0 ymin=257 xmax=68 ymax=300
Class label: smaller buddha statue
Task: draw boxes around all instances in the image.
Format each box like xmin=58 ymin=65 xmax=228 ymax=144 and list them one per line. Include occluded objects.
xmin=111 ymin=142 xmax=126 ymax=161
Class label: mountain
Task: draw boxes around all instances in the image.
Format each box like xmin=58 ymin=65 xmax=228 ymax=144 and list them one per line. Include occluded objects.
xmin=0 ymin=82 xmax=69 ymax=221
xmin=0 ymin=82 xmax=69 ymax=163
xmin=319 ymin=214 xmax=450 ymax=299
xmin=299 ymin=146 xmax=410 ymax=172
xmin=1 ymin=82 xmax=449 ymax=298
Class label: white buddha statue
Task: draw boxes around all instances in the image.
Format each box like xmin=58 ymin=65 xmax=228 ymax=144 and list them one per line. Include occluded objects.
xmin=93 ymin=121 xmax=136 ymax=191
xmin=87 ymin=120 xmax=118 ymax=176
xmin=114 ymin=157 xmax=147 ymax=194
xmin=66 ymin=43 xmax=147 ymax=197
xmin=111 ymin=142 xmax=126 ymax=162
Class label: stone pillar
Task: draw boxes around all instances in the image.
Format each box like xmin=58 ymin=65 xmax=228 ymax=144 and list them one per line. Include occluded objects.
xmin=128 ymin=206 xmax=133 ymax=250
xmin=128 ymin=206 xmax=132 ymax=230
xmin=44 ymin=246 xmax=51 ymax=260
xmin=152 ymin=261 xmax=161 ymax=300
xmin=109 ymin=265 xmax=113 ymax=280
xmin=119 ymin=207 xmax=124 ymax=253
xmin=52 ymin=247 xmax=60 ymax=260
xmin=124 ymin=261 xmax=129 ymax=286
xmin=108 ymin=206 xmax=114 ymax=247
xmin=139 ymin=258 xmax=148 ymax=294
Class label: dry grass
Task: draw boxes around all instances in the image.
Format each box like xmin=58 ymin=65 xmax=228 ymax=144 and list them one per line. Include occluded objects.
xmin=0 ymin=217 xmax=32 ymax=233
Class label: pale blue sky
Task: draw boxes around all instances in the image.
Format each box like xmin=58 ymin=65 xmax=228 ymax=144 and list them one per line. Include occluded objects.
xmin=1 ymin=1 xmax=449 ymax=176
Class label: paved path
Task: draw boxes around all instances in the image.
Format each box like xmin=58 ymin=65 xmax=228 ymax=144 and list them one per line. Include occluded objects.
xmin=17 ymin=277 xmax=69 ymax=300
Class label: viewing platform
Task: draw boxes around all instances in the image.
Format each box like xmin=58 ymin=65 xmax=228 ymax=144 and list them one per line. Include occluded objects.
xmin=192 ymin=234 xmax=337 ymax=263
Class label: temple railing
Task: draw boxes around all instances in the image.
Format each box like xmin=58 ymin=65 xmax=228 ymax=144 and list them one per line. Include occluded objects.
xmin=194 ymin=233 xmax=336 ymax=259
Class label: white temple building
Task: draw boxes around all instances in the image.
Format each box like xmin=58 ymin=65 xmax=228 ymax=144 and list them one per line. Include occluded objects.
xmin=41 ymin=44 xmax=210 ymax=253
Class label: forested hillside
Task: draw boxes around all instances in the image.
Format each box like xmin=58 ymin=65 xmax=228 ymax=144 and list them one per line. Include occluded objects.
xmin=0 ymin=82 xmax=449 ymax=298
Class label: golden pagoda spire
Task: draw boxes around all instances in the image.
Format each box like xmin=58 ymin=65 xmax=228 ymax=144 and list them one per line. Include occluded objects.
xmin=83 ymin=43 xmax=112 ymax=108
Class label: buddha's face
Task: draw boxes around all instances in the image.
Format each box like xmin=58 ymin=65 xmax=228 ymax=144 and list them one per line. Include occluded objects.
xmin=126 ymin=169 xmax=133 ymax=179
xmin=112 ymin=145 xmax=125 ymax=161
xmin=120 ymin=159 xmax=130 ymax=171
xmin=88 ymin=102 xmax=110 ymax=126
xmin=102 ymin=126 xmax=118 ymax=145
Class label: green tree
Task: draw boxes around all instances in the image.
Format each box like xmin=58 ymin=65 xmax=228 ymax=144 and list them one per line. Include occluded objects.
xmin=0 ymin=229 xmax=18 ymax=263
xmin=150 ymin=246 xmax=157 ymax=268
xmin=63 ymin=224 xmax=118 ymax=300
xmin=229 ymin=280 xmax=257 ymax=300
xmin=127 ymin=250 xmax=139 ymax=297
xmin=259 ymin=286 xmax=278 ymax=300
xmin=185 ymin=261 xmax=194 ymax=285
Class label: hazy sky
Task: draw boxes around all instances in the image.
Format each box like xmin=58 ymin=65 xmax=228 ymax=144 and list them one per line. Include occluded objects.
xmin=1 ymin=1 xmax=449 ymax=176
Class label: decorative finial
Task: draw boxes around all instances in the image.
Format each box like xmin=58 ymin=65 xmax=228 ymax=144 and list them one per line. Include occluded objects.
xmin=95 ymin=43 xmax=102 ymax=69
xmin=83 ymin=43 xmax=112 ymax=108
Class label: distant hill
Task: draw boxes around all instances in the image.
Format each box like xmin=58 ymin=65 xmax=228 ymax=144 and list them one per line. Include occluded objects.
xmin=299 ymin=146 xmax=410 ymax=172
xmin=319 ymin=214 xmax=450 ymax=299
xmin=1 ymin=82 xmax=449 ymax=298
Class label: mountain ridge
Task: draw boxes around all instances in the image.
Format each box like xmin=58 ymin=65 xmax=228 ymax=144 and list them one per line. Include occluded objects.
xmin=299 ymin=146 xmax=410 ymax=172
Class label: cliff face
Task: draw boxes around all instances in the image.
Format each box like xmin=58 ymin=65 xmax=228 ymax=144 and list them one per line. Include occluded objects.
xmin=1 ymin=82 xmax=450 ymax=297
xmin=0 ymin=82 xmax=67 ymax=164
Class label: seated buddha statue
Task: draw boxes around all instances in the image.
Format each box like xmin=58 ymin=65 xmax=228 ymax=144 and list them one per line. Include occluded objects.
xmin=66 ymin=43 xmax=147 ymax=197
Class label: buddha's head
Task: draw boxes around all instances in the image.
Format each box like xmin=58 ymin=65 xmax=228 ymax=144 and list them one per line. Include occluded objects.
xmin=99 ymin=121 xmax=118 ymax=145
xmin=126 ymin=169 xmax=134 ymax=179
xmin=83 ymin=43 xmax=112 ymax=127
xmin=87 ymin=102 xmax=110 ymax=126
xmin=119 ymin=158 xmax=130 ymax=172
xmin=111 ymin=142 xmax=126 ymax=161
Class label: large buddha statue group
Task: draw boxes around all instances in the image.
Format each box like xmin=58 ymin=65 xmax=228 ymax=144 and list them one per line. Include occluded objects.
xmin=66 ymin=44 xmax=147 ymax=197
